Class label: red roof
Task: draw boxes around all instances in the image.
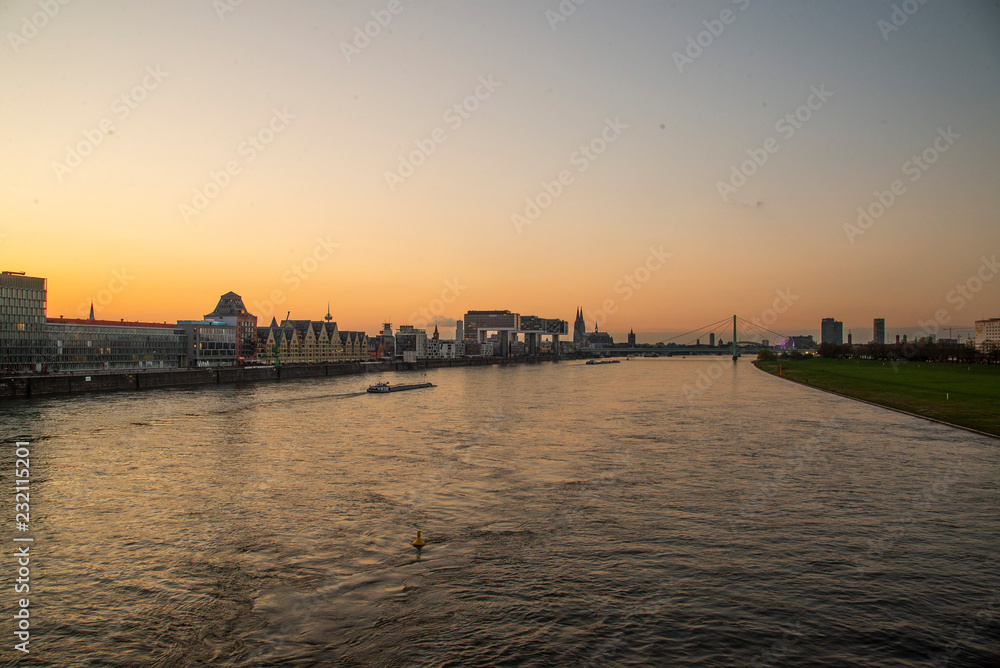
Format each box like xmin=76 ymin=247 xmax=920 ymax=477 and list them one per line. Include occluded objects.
xmin=47 ymin=317 xmax=176 ymax=329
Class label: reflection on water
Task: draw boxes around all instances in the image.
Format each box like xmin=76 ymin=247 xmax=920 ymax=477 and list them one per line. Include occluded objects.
xmin=1 ymin=360 xmax=998 ymax=666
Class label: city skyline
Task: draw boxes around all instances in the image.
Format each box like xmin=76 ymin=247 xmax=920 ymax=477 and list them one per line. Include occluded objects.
xmin=2 ymin=1 xmax=998 ymax=332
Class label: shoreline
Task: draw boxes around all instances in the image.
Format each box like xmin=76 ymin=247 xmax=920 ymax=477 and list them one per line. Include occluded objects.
xmin=752 ymin=360 xmax=1000 ymax=440
xmin=0 ymin=355 xmax=562 ymax=401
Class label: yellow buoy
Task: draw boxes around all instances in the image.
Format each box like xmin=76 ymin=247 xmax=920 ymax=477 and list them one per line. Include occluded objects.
xmin=412 ymin=531 xmax=425 ymax=549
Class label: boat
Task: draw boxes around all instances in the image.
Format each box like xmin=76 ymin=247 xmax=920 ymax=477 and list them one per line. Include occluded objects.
xmin=367 ymin=382 xmax=434 ymax=393
xmin=585 ymin=359 xmax=620 ymax=365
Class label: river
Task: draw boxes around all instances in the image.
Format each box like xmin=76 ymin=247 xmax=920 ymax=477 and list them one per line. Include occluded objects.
xmin=1 ymin=358 xmax=997 ymax=666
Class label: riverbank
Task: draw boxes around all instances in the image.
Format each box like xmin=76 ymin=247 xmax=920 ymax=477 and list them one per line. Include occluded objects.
xmin=755 ymin=358 xmax=1000 ymax=437
xmin=0 ymin=355 xmax=560 ymax=400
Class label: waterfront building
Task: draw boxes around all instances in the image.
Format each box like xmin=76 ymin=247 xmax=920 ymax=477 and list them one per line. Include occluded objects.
xmin=176 ymin=320 xmax=238 ymax=367
xmin=204 ymin=292 xmax=257 ymax=362
xmin=46 ymin=316 xmax=184 ymax=372
xmin=628 ymin=329 xmax=636 ymax=346
xmin=974 ymin=318 xmax=1000 ymax=351
xmin=874 ymin=318 xmax=886 ymax=345
xmin=0 ymin=271 xmax=48 ymax=373
xmin=256 ymin=318 xmax=368 ymax=364
xmin=395 ymin=325 xmax=428 ymax=359
xmin=821 ymin=318 xmax=844 ymax=345
xmin=455 ymin=320 xmax=464 ymax=342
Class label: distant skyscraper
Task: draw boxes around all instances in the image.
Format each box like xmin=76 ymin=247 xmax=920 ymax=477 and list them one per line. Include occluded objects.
xmin=821 ymin=318 xmax=844 ymax=345
xmin=455 ymin=320 xmax=463 ymax=342
xmin=874 ymin=318 xmax=885 ymax=345
xmin=848 ymin=331 xmax=853 ymax=345
xmin=628 ymin=329 xmax=636 ymax=346
xmin=709 ymin=332 xmax=715 ymax=347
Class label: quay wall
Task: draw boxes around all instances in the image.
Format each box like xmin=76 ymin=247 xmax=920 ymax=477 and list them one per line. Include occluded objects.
xmin=0 ymin=355 xmax=558 ymax=400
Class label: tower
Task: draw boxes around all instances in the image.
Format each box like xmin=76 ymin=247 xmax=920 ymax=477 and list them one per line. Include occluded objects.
xmin=628 ymin=329 xmax=636 ymax=346
xmin=573 ymin=307 xmax=587 ymax=347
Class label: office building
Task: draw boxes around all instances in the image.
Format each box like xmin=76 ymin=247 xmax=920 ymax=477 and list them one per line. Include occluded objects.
xmin=0 ymin=271 xmax=48 ymax=373
xmin=873 ymin=318 xmax=885 ymax=345
xmin=974 ymin=318 xmax=1000 ymax=351
xmin=821 ymin=318 xmax=844 ymax=345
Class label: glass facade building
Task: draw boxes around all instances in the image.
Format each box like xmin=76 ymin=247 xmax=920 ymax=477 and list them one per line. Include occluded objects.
xmin=1 ymin=272 xmax=48 ymax=373
xmin=46 ymin=319 xmax=185 ymax=372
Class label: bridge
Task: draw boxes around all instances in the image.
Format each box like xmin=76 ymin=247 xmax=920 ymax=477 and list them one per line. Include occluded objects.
xmin=580 ymin=315 xmax=793 ymax=361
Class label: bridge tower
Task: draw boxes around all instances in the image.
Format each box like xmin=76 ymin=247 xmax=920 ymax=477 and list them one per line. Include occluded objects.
xmin=732 ymin=315 xmax=738 ymax=362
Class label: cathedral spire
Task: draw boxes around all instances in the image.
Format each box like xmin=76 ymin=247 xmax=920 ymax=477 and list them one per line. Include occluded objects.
xmin=88 ymin=301 xmax=95 ymax=320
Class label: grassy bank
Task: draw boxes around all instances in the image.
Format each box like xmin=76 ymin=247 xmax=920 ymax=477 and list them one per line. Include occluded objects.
xmin=755 ymin=358 xmax=1000 ymax=437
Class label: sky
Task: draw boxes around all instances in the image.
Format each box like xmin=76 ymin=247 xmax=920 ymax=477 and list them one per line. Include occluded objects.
xmin=2 ymin=0 xmax=998 ymax=342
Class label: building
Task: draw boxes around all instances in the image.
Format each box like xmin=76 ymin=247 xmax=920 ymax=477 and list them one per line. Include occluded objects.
xmin=176 ymin=320 xmax=238 ymax=367
xmin=573 ymin=308 xmax=587 ymax=348
xmin=628 ymin=329 xmax=636 ymax=346
xmin=256 ymin=318 xmax=368 ymax=364
xmin=464 ymin=310 xmax=520 ymax=341
xmin=455 ymin=320 xmax=464 ymax=342
xmin=204 ymin=292 xmax=257 ymax=362
xmin=46 ymin=316 xmax=185 ymax=372
xmin=0 ymin=271 xmax=48 ymax=373
xmin=873 ymin=318 xmax=886 ymax=345
xmin=375 ymin=323 xmax=396 ymax=359
xmin=821 ymin=318 xmax=844 ymax=346
xmin=395 ymin=325 xmax=428 ymax=361
xmin=974 ymin=318 xmax=1000 ymax=351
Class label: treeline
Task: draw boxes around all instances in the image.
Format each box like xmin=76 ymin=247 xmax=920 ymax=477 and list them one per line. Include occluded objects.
xmin=816 ymin=341 xmax=998 ymax=364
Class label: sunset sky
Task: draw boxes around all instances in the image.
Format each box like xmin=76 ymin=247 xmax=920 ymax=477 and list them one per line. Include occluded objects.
xmin=2 ymin=0 xmax=998 ymax=340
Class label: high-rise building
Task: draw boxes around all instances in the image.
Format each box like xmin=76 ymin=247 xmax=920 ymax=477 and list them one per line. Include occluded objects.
xmin=974 ymin=318 xmax=1000 ymax=351
xmin=455 ymin=320 xmax=463 ymax=342
xmin=821 ymin=318 xmax=844 ymax=345
xmin=873 ymin=318 xmax=885 ymax=345
xmin=1 ymin=271 xmax=48 ymax=373
xmin=709 ymin=332 xmax=715 ymax=347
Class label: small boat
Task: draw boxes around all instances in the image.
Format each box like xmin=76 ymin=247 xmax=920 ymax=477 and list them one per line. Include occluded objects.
xmin=367 ymin=382 xmax=434 ymax=393
xmin=585 ymin=359 xmax=620 ymax=365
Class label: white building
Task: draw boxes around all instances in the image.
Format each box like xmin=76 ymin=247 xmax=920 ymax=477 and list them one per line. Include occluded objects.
xmin=974 ymin=318 xmax=1000 ymax=351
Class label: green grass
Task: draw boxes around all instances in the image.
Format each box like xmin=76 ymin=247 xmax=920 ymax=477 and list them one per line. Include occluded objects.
xmin=755 ymin=358 xmax=1000 ymax=437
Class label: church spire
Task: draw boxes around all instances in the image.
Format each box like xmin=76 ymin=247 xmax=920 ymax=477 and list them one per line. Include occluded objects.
xmin=88 ymin=301 xmax=95 ymax=320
